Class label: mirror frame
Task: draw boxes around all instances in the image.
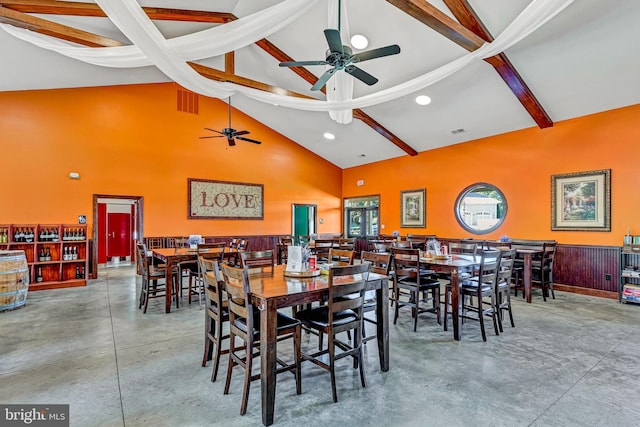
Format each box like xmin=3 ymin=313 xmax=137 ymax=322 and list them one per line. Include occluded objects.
xmin=454 ymin=182 xmax=508 ymax=235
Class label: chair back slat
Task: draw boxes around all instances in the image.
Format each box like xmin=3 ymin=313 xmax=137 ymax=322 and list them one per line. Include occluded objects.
xmin=241 ymin=250 xmax=274 ymax=273
xmin=327 ymin=264 xmax=370 ymax=329
xmin=220 ymin=263 xmax=252 ymax=324
xmin=360 ymin=251 xmax=392 ymax=275
xmin=328 ymin=248 xmax=355 ymax=265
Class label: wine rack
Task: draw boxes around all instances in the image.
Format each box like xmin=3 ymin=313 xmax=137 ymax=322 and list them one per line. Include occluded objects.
xmin=0 ymin=223 xmax=88 ymax=290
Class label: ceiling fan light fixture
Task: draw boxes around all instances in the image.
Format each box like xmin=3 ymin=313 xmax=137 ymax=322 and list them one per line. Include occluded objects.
xmin=415 ymin=95 xmax=432 ymax=106
xmin=323 ymin=132 xmax=336 ymax=140
xmin=351 ymin=34 xmax=369 ymax=50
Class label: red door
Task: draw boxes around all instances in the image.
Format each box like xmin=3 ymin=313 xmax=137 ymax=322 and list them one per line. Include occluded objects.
xmin=107 ymin=213 xmax=131 ymax=259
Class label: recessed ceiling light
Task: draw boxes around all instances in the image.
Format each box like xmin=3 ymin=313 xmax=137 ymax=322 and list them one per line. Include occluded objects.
xmin=359 ymin=154 xmax=366 ymax=158
xmin=415 ymin=95 xmax=432 ymax=106
xmin=323 ymin=132 xmax=336 ymax=140
xmin=351 ymin=34 xmax=369 ymax=50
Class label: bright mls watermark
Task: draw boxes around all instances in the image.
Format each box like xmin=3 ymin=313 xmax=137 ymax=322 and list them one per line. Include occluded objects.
xmin=1 ymin=405 xmax=69 ymax=426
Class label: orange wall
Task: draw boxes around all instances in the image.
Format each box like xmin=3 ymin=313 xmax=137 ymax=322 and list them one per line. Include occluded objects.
xmin=343 ymin=104 xmax=640 ymax=246
xmin=0 ymin=83 xmax=342 ymax=237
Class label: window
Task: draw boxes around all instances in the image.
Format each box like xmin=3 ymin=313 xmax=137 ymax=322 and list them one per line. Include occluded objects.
xmin=344 ymin=196 xmax=380 ymax=238
xmin=454 ymin=183 xmax=507 ymax=234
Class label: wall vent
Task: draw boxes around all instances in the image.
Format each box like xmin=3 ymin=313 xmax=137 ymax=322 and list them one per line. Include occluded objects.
xmin=450 ymin=128 xmax=465 ymax=134
xmin=177 ymin=89 xmax=199 ymax=114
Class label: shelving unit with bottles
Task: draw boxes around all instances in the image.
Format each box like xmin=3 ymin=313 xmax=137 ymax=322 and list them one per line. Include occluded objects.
xmin=620 ymin=234 xmax=640 ymax=303
xmin=0 ymin=223 xmax=88 ymax=290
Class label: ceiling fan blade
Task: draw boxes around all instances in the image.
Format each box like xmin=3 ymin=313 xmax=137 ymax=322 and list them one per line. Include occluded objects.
xmin=227 ymin=137 xmax=236 ymax=147
xmin=324 ymin=29 xmax=344 ymax=54
xmin=236 ymin=136 xmax=262 ymax=145
xmin=352 ymin=44 xmax=401 ymax=63
xmin=199 ymin=135 xmax=224 ymax=139
xmin=234 ymin=130 xmax=250 ymax=136
xmin=311 ymin=68 xmax=337 ymax=91
xmin=204 ymin=127 xmax=224 ymax=135
xmin=279 ymin=60 xmax=328 ymax=67
xmin=345 ymin=65 xmax=379 ymax=86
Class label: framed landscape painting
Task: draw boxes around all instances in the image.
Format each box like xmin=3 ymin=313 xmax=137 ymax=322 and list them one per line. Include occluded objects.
xmin=551 ymin=169 xmax=611 ymax=231
xmin=400 ymin=188 xmax=426 ymax=228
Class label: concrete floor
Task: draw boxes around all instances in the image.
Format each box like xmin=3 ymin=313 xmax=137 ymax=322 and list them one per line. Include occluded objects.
xmin=2 ymin=265 xmax=640 ymax=427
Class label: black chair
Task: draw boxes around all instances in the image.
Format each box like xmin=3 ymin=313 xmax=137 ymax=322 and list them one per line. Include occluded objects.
xmin=391 ymin=247 xmax=440 ymax=331
xmin=201 ymin=258 xmax=230 ymax=382
xmin=460 ymin=249 xmax=501 ymax=341
xmin=294 ymin=263 xmax=370 ymax=403
xmin=220 ymin=263 xmax=301 ymax=415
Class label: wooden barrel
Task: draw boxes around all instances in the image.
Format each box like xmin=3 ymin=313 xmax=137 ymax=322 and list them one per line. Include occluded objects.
xmin=0 ymin=250 xmax=29 ymax=312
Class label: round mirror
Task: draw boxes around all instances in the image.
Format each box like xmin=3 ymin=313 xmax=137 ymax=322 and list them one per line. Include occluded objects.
xmin=454 ymin=183 xmax=507 ymax=234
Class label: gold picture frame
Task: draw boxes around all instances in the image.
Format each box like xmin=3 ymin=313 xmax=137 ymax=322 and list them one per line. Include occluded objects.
xmin=188 ymin=178 xmax=264 ymax=220
xmin=551 ymin=169 xmax=610 ymax=231
xmin=400 ymin=188 xmax=426 ymax=228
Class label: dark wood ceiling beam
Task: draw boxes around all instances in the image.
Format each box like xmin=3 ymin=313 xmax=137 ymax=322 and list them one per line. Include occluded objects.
xmin=224 ymin=52 xmax=234 ymax=74
xmin=387 ymin=0 xmax=552 ymax=129
xmin=189 ymin=62 xmax=313 ymax=99
xmin=442 ymin=0 xmax=552 ymax=128
xmin=0 ymin=0 xmax=236 ymax=23
xmin=0 ymin=5 xmax=123 ymax=46
xmin=255 ymin=38 xmax=418 ymax=156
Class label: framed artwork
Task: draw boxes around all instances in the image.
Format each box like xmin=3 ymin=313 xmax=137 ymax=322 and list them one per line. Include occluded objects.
xmin=400 ymin=188 xmax=426 ymax=228
xmin=188 ymin=178 xmax=264 ymax=220
xmin=551 ymin=169 xmax=611 ymax=231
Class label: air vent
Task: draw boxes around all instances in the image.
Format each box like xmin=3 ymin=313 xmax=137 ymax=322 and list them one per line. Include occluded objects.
xmin=450 ymin=128 xmax=465 ymax=135
xmin=177 ymin=89 xmax=199 ymax=114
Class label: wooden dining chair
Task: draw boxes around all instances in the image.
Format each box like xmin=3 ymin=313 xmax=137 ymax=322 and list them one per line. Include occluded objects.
xmin=312 ymin=239 xmax=334 ymax=263
xmin=220 ymin=263 xmax=301 ymax=416
xmin=201 ymin=257 xmax=230 ymax=382
xmin=188 ymin=243 xmax=226 ymax=307
xmin=240 ymin=250 xmax=274 ymax=274
xmin=327 ymin=248 xmax=355 ymax=265
xmin=136 ymin=242 xmax=172 ymax=314
xmin=531 ymin=242 xmax=557 ymax=301
xmin=391 ymin=247 xmax=441 ymax=331
xmin=495 ymin=249 xmax=517 ymax=332
xmin=294 ymin=263 xmax=370 ymax=403
xmin=360 ymin=251 xmax=392 ymax=343
xmin=460 ymin=249 xmax=501 ymax=341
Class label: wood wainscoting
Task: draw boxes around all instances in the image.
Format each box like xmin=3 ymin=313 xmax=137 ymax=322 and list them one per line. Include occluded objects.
xmin=553 ymin=244 xmax=620 ymax=299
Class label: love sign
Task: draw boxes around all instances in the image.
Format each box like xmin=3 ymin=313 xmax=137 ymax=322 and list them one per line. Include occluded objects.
xmin=188 ymin=178 xmax=264 ymax=220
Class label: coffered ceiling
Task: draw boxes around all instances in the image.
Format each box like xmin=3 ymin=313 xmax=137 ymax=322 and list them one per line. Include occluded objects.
xmin=1 ymin=0 xmax=639 ymax=168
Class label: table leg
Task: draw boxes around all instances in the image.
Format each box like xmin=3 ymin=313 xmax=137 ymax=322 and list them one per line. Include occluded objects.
xmin=165 ymin=258 xmax=173 ymax=313
xmin=451 ymin=267 xmax=461 ymax=341
xmin=524 ymin=253 xmax=533 ymax=304
xmin=260 ymin=299 xmax=277 ymax=426
xmin=375 ymin=277 xmax=390 ymax=371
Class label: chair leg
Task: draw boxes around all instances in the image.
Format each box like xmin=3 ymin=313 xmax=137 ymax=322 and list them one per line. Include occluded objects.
xmin=491 ymin=294 xmax=500 ymax=336
xmin=294 ymin=325 xmax=302 ymax=395
xmin=496 ymin=293 xmax=504 ymax=333
xmin=477 ymin=296 xmax=487 ymax=342
xmin=506 ymin=292 xmax=515 ymax=328
xmin=433 ymin=287 xmax=441 ymax=325
xmin=240 ymin=344 xmax=252 ymax=415
xmin=211 ymin=319 xmax=224 ymax=382
xmin=413 ymin=289 xmax=419 ymax=332
xmin=202 ymin=317 xmax=213 ymax=368
xmin=443 ymin=287 xmax=449 ymax=331
xmin=329 ymin=333 xmax=338 ymax=403
xmin=223 ymin=336 xmax=235 ymax=395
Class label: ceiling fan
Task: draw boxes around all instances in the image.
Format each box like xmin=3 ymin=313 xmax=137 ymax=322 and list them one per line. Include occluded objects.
xmin=199 ymin=98 xmax=262 ymax=146
xmin=278 ymin=2 xmax=401 ymax=92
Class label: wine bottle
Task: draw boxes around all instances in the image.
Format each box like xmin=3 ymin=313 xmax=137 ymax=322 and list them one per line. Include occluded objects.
xmin=45 ymin=247 xmax=51 ymax=261
xmin=73 ymin=246 xmax=78 ymax=260
xmin=36 ymin=267 xmax=43 ymax=283
xmin=39 ymin=247 xmax=45 ymax=262
xmin=75 ymin=265 xmax=80 ymax=279
xmin=80 ymin=266 xmax=85 ymax=279
xmin=53 ymin=228 xmax=59 ymax=242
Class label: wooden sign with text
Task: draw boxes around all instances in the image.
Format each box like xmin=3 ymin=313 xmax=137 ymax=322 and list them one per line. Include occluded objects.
xmin=188 ymin=178 xmax=264 ymax=220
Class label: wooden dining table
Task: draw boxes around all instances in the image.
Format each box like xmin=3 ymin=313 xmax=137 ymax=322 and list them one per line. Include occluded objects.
xmin=210 ymin=264 xmax=390 ymax=426
xmin=152 ymin=247 xmax=227 ymax=313
xmin=419 ymin=254 xmax=479 ymax=341
xmin=512 ymin=248 xmax=544 ymax=304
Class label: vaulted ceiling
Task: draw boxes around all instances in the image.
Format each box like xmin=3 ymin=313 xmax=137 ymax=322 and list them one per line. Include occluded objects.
xmin=1 ymin=0 xmax=639 ymax=168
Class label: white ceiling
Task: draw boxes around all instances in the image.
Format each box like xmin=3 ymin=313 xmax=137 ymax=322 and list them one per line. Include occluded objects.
xmin=1 ymin=0 xmax=639 ymax=168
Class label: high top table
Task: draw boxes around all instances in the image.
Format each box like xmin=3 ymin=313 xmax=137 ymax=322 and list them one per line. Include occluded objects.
xmin=420 ymin=254 xmax=480 ymax=341
xmin=209 ymin=264 xmax=390 ymax=426
xmin=152 ymin=247 xmax=227 ymax=313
